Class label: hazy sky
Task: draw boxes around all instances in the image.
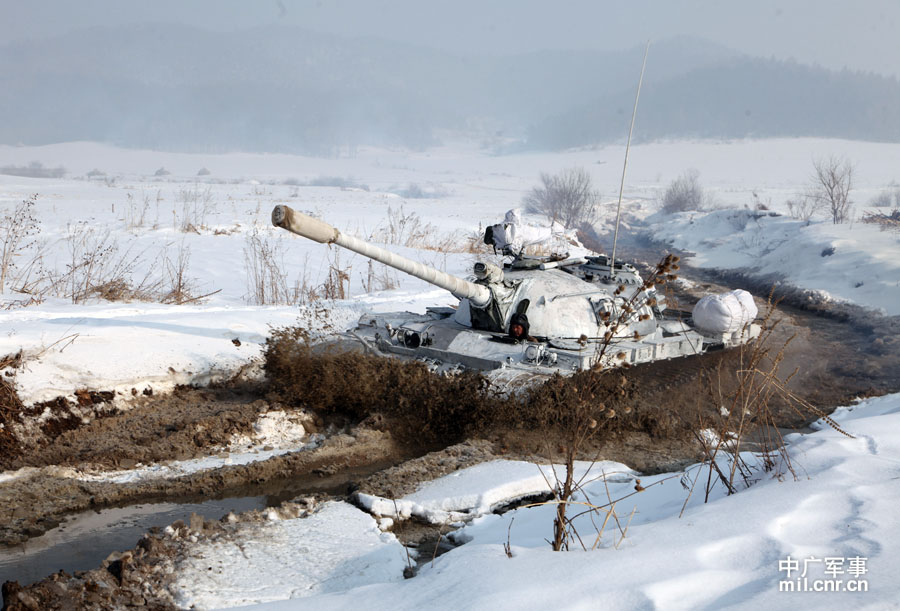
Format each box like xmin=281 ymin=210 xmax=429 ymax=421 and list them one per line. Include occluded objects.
xmin=4 ymin=0 xmax=899 ymax=77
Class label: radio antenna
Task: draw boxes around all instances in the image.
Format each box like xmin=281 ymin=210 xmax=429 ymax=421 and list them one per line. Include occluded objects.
xmin=610 ymin=40 xmax=650 ymax=278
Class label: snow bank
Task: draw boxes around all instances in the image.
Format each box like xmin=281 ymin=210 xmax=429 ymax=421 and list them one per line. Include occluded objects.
xmin=225 ymin=392 xmax=900 ymax=610
xmin=358 ymin=459 xmax=635 ymax=525
xmin=648 ymin=208 xmax=900 ymax=315
xmin=0 ymin=302 xmax=360 ymax=407
xmin=170 ymin=501 xmax=408 ymax=610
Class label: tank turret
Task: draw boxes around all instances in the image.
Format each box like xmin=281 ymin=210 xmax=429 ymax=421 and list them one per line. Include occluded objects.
xmin=272 ymin=205 xmax=641 ymax=341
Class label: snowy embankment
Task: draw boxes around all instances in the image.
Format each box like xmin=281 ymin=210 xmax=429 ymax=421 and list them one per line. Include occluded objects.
xmin=186 ymin=393 xmax=900 ymax=610
xmin=645 ymin=208 xmax=900 ymax=316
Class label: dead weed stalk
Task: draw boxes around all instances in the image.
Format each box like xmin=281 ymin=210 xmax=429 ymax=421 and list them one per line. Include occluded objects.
xmin=684 ymin=293 xmax=854 ymax=507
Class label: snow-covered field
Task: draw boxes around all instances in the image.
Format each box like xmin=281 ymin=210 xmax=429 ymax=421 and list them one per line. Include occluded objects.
xmin=1 ymin=137 xmax=899 ymax=608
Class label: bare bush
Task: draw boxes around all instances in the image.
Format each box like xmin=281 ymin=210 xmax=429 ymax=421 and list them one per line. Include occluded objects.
xmin=159 ymin=242 xmax=202 ymax=304
xmin=808 ymin=156 xmax=854 ymax=224
xmin=0 ymin=195 xmax=41 ymax=294
xmin=685 ymin=301 xmax=852 ymax=505
xmin=661 ymin=169 xmax=705 ymax=213
xmin=125 ymin=192 xmax=151 ymax=231
xmin=371 ymin=206 xmax=461 ymax=252
xmin=362 ymin=260 xmax=399 ymax=293
xmin=244 ymin=230 xmax=295 ymax=305
xmin=861 ymin=209 xmax=900 ymax=232
xmin=0 ymin=161 xmax=65 ymax=179
xmin=243 ymin=230 xmax=322 ymax=305
xmin=321 ymin=249 xmax=351 ymax=300
xmin=869 ymin=182 xmax=900 ymax=209
xmin=58 ymin=224 xmax=149 ymax=303
xmin=523 ymin=167 xmax=600 ymax=229
xmin=786 ymin=197 xmax=821 ymax=222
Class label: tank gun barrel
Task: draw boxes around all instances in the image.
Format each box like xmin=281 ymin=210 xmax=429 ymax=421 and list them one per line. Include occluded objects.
xmin=272 ymin=205 xmax=492 ymax=307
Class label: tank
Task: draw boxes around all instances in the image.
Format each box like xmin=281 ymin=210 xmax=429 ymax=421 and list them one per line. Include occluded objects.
xmin=271 ymin=205 xmax=760 ymax=382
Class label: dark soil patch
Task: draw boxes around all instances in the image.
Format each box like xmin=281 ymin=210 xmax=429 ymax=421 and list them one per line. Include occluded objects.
xmin=4 ymin=385 xmax=270 ymax=471
xmin=0 ymin=353 xmax=24 ymax=463
xmin=2 ymin=530 xmax=181 ymax=610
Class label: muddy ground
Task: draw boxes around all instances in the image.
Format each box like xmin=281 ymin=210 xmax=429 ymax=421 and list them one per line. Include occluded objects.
xmin=2 ymin=266 xmax=899 ymax=610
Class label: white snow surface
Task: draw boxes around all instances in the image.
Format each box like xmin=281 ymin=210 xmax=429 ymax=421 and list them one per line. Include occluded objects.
xmin=648 ymin=208 xmax=900 ymax=315
xmin=225 ymin=393 xmax=900 ymax=610
xmin=358 ymin=459 xmax=635 ymax=524
xmin=170 ymin=501 xmax=409 ymax=610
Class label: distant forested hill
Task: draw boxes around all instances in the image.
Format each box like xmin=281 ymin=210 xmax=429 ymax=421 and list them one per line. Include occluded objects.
xmin=1 ymin=25 xmax=897 ymax=153
xmin=528 ymin=57 xmax=900 ymax=148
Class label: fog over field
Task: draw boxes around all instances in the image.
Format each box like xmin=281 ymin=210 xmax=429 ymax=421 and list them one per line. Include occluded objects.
xmin=2 ymin=1 xmax=899 ymax=153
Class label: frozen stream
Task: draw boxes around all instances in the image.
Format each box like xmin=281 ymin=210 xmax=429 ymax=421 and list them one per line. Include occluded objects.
xmin=0 ymin=496 xmax=265 ymax=597
xmin=0 ymin=456 xmax=398 ymax=606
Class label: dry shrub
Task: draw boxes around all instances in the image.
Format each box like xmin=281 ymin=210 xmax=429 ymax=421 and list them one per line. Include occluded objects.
xmin=321 ymin=249 xmax=350 ymax=300
xmin=243 ymin=230 xmax=313 ymax=305
xmin=0 ymin=195 xmax=42 ymax=295
xmin=523 ymin=167 xmax=600 ymax=230
xmin=263 ymin=328 xmax=490 ymax=443
xmin=244 ymin=231 xmax=355 ymax=305
xmin=684 ymin=296 xmax=853 ymax=504
xmin=661 ymin=169 xmax=706 ymax=213
xmin=262 ymin=328 xmax=686 ymax=447
xmin=361 ymin=260 xmax=399 ymax=293
xmin=370 ymin=206 xmax=464 ymax=253
xmin=177 ymin=184 xmax=216 ymax=232
xmin=861 ymin=209 xmax=900 ymax=231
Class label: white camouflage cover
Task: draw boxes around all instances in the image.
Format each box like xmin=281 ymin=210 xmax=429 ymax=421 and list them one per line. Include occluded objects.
xmin=692 ymin=289 xmax=758 ymax=334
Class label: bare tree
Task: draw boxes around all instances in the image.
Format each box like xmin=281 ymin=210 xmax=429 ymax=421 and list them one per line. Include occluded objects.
xmin=809 ymin=156 xmax=854 ymax=224
xmin=523 ymin=167 xmax=600 ymax=230
xmin=785 ymin=197 xmax=821 ymax=222
xmin=661 ymin=169 xmax=705 ymax=213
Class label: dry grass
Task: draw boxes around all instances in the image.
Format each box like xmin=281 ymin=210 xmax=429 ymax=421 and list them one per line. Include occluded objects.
xmin=243 ymin=230 xmax=310 ymax=306
xmin=2 ymin=201 xmax=206 ymax=307
xmin=176 ymin=184 xmax=216 ymax=233
xmin=860 ymin=209 xmax=900 ymax=231
xmin=0 ymin=195 xmax=42 ymax=295
xmin=683 ymin=294 xmax=854 ymax=505
xmin=242 ymin=230 xmax=353 ymax=305
xmin=369 ymin=206 xmax=471 ymax=253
